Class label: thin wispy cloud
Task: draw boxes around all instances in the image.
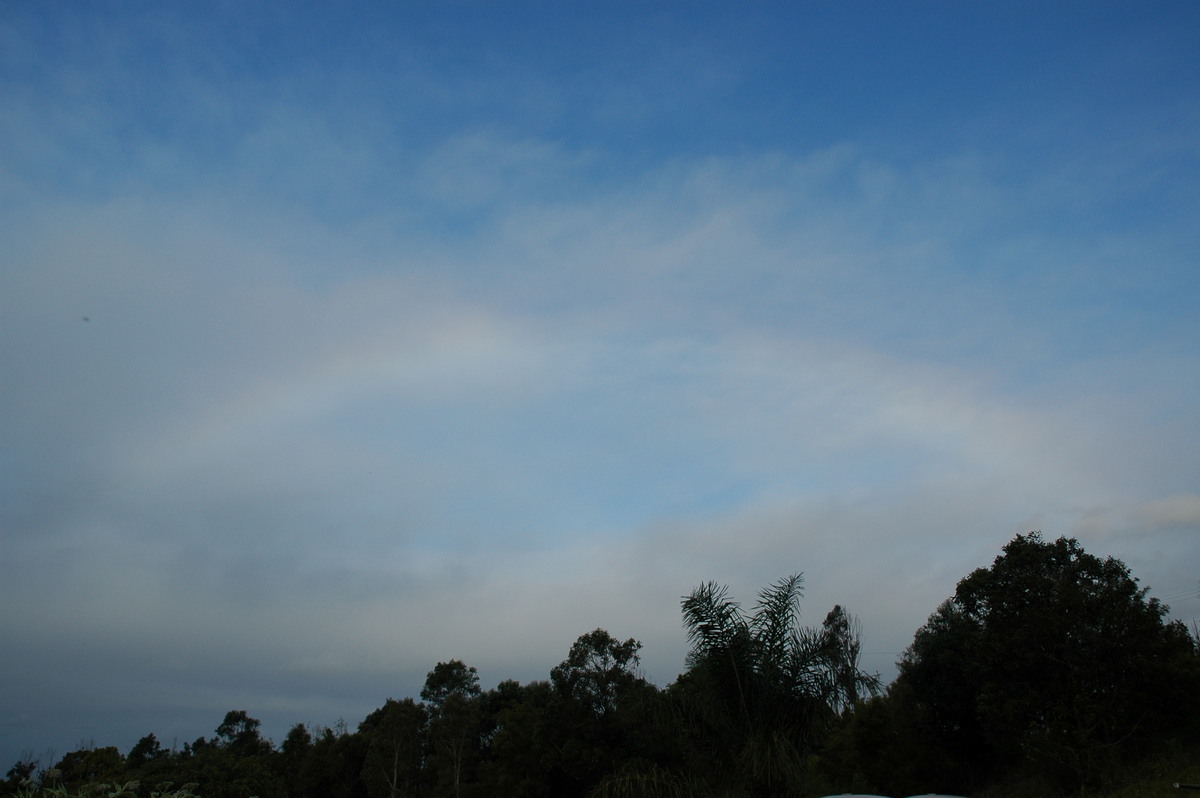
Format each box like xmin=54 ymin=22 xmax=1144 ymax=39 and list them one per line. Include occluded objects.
xmin=2 ymin=0 xmax=1198 ymax=765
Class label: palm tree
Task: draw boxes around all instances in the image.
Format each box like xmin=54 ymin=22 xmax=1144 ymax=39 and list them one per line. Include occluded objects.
xmin=678 ymin=574 xmax=879 ymax=794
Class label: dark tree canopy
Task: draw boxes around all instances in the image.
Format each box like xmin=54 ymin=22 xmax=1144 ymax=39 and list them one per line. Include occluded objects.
xmin=676 ymin=574 xmax=880 ymax=795
xmin=550 ymin=628 xmax=643 ymax=717
xmin=125 ymin=734 xmax=165 ymax=769
xmin=359 ymin=698 xmax=427 ymax=798
xmin=5 ymin=548 xmax=1195 ymax=798
xmin=898 ymin=532 xmax=1200 ymax=790
xmin=421 ymin=661 xmax=483 ymax=798
xmin=420 ymin=660 xmax=481 ymax=709
xmin=215 ymin=710 xmax=270 ymax=757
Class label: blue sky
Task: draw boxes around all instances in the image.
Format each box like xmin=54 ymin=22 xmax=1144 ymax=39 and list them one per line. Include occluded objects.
xmin=3 ymin=0 xmax=1199 ymax=767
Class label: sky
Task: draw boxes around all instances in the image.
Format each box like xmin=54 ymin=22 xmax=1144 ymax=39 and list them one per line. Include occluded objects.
xmin=2 ymin=0 xmax=1199 ymax=769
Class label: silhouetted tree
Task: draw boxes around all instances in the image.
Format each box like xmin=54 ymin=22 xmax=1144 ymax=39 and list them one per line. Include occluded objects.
xmin=898 ymin=532 xmax=1200 ymax=792
xmin=550 ymin=629 xmax=643 ymax=718
xmin=125 ymin=733 xmax=166 ymax=769
xmin=677 ymin=574 xmax=879 ymax=796
xmin=546 ymin=630 xmax=663 ymax=795
xmin=279 ymin=723 xmax=315 ymax=798
xmin=305 ymin=723 xmax=368 ymax=798
xmin=422 ymin=661 xmax=482 ymax=798
xmin=2 ymin=758 xmax=39 ymax=795
xmin=52 ymin=746 xmax=125 ymax=789
xmin=477 ymin=680 xmax=556 ymax=797
xmin=215 ymin=710 xmax=271 ymax=757
xmin=360 ymin=698 xmax=428 ymax=798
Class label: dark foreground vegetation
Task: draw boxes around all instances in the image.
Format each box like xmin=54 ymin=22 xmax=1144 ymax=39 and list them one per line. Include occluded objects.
xmin=5 ymin=533 xmax=1198 ymax=798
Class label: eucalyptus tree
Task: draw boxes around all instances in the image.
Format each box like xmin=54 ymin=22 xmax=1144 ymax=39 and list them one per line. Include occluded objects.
xmin=422 ymin=660 xmax=483 ymax=798
xmin=548 ymin=629 xmax=669 ymax=795
xmin=125 ymin=734 xmax=166 ymax=769
xmin=678 ymin=573 xmax=879 ymax=794
xmin=215 ymin=710 xmax=271 ymax=757
xmin=550 ymin=628 xmax=643 ymax=718
xmin=360 ymin=698 xmax=428 ymax=798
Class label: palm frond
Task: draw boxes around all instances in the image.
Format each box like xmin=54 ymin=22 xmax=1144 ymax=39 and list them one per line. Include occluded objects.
xmin=682 ymin=581 xmax=747 ymax=665
xmin=750 ymin=573 xmax=804 ymax=664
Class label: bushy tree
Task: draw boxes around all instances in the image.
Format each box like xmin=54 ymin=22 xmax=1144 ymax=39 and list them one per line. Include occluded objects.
xmin=478 ymin=680 xmax=556 ymax=797
xmin=898 ymin=532 xmax=1200 ymax=792
xmin=52 ymin=746 xmax=125 ymax=789
xmin=2 ymin=758 xmax=39 ymax=795
xmin=215 ymin=710 xmax=271 ymax=757
xmin=125 ymin=734 xmax=166 ymax=769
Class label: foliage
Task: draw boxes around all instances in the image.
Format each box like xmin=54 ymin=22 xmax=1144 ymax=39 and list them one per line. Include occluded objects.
xmin=675 ymin=573 xmax=880 ymax=796
xmin=897 ymin=532 xmax=1200 ymax=794
xmin=420 ymin=661 xmax=481 ymax=710
xmin=3 ymin=543 xmax=1195 ymax=798
xmin=476 ymin=680 xmax=556 ymax=797
xmin=359 ymin=699 xmax=427 ymax=798
xmin=422 ymin=661 xmax=483 ymax=798
xmin=588 ymin=762 xmax=702 ymax=798
xmin=7 ymin=782 xmax=197 ymax=798
xmin=125 ymin=737 xmax=165 ymax=771
xmin=546 ymin=630 xmax=667 ymax=796
xmin=550 ymin=629 xmax=643 ymax=718
xmin=214 ymin=712 xmax=270 ymax=759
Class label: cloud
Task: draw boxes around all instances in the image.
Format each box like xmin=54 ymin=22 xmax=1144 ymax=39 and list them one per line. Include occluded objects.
xmin=3 ymin=22 xmax=1200 ymax=766
xmin=1131 ymin=494 xmax=1200 ymax=531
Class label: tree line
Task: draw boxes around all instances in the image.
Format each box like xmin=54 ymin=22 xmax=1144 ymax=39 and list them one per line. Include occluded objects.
xmin=5 ymin=533 xmax=1198 ymax=798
